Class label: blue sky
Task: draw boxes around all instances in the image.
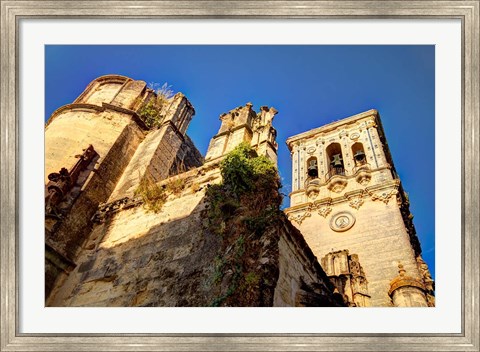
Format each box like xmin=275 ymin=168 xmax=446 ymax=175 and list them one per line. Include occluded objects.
xmin=45 ymin=45 xmax=435 ymax=278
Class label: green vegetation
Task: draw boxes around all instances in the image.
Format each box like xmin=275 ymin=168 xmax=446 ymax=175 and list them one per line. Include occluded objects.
xmin=165 ymin=177 xmax=186 ymax=196
xmin=134 ymin=175 xmax=167 ymax=213
xmin=138 ymin=83 xmax=174 ymax=129
xmin=204 ymin=143 xmax=282 ymax=306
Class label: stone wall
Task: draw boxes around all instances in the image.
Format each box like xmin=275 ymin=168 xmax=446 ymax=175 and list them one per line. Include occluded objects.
xmin=47 ymin=163 xmax=342 ymax=307
xmin=274 ymin=219 xmax=343 ymax=307
xmin=46 ymin=75 xmax=342 ymax=307
xmin=287 ymin=191 xmax=424 ymax=306
xmin=45 ymin=111 xmax=145 ymax=257
xmin=168 ymin=135 xmax=204 ymax=176
xmin=44 ymin=75 xmax=202 ymax=298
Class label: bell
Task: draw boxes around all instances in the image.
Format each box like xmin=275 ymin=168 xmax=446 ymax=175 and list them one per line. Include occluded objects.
xmin=330 ymin=153 xmax=343 ymax=167
xmin=307 ymin=159 xmax=318 ymax=178
xmin=354 ymin=150 xmax=366 ymax=162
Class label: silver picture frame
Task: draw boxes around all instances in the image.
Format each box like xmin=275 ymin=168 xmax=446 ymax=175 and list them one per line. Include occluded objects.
xmin=1 ymin=1 xmax=479 ymax=351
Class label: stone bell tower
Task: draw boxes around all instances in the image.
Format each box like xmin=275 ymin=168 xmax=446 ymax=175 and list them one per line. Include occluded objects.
xmin=284 ymin=109 xmax=434 ymax=307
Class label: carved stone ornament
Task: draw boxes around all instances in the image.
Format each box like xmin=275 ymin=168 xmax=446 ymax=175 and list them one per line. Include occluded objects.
xmin=329 ymin=211 xmax=356 ymax=232
xmin=92 ymin=196 xmax=142 ymax=223
xmin=317 ymin=206 xmax=332 ymax=218
xmin=368 ymin=189 xmax=398 ymax=204
xmin=350 ymin=132 xmax=360 ymax=140
xmin=305 ymin=178 xmax=321 ymax=199
xmin=349 ymin=197 xmax=364 ymax=210
xmin=288 ymin=211 xmax=311 ymax=225
xmin=327 ymin=176 xmax=348 ymax=193
xmin=354 ymin=166 xmax=371 ymax=186
xmin=307 ymin=146 xmax=316 ymax=154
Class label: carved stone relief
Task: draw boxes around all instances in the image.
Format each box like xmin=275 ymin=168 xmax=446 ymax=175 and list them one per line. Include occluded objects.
xmin=288 ymin=210 xmax=311 ymax=225
xmin=329 ymin=211 xmax=356 ymax=232
xmin=45 ymin=145 xmax=98 ymax=219
xmin=321 ymin=250 xmax=370 ymax=307
xmin=367 ymin=188 xmax=398 ymax=204
xmin=327 ymin=176 xmax=348 ymax=193
xmin=350 ymin=132 xmax=360 ymax=140
xmin=348 ymin=197 xmax=364 ymax=210
xmin=317 ymin=206 xmax=332 ymax=218
xmin=416 ymin=255 xmax=435 ymax=307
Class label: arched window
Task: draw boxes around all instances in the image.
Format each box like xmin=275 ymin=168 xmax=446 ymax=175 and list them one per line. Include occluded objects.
xmin=351 ymin=142 xmax=367 ymax=167
xmin=306 ymin=156 xmax=318 ymax=179
xmin=326 ymin=143 xmax=345 ymax=179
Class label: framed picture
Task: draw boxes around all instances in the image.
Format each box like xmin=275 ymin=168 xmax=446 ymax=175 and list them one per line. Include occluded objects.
xmin=1 ymin=1 xmax=479 ymax=351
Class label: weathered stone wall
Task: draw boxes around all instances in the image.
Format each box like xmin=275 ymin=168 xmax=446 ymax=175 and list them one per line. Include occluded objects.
xmin=45 ymin=110 xmax=145 ymax=256
xmin=289 ymin=198 xmax=421 ymax=306
xmin=44 ymin=75 xmax=200 ymax=298
xmin=107 ymin=124 xmax=182 ymax=201
xmin=47 ymin=164 xmax=342 ymax=307
xmin=46 ymin=74 xmax=341 ymax=307
xmin=168 ymin=135 xmax=204 ymax=176
xmin=274 ymin=219 xmax=343 ymax=307
xmin=47 ymin=173 xmax=219 ymax=306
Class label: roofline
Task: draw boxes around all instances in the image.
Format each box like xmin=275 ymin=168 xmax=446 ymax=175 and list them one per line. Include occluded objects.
xmin=285 ymin=109 xmax=379 ymax=150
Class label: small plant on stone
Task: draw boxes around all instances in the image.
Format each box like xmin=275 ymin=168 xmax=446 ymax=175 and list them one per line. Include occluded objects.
xmin=138 ymin=82 xmax=174 ymax=129
xmin=134 ymin=174 xmax=166 ymax=213
xmin=166 ymin=177 xmax=185 ymax=196
xmin=190 ymin=182 xmax=201 ymax=193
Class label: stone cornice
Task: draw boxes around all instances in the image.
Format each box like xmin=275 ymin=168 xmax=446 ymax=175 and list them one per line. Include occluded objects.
xmin=288 ymin=165 xmax=394 ymax=197
xmin=45 ymin=102 xmax=149 ymax=130
xmin=286 ymin=109 xmax=378 ymax=150
xmin=46 ymin=103 xmax=105 ymax=127
xmin=73 ymin=74 xmax=132 ymax=104
xmin=285 ymin=179 xmax=401 ymax=218
xmin=388 ymin=275 xmax=426 ymax=297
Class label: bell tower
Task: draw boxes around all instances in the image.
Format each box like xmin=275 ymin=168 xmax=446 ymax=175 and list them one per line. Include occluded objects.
xmin=284 ymin=109 xmax=434 ymax=307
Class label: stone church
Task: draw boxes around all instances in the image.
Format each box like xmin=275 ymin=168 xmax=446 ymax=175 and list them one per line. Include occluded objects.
xmin=45 ymin=74 xmax=434 ymax=307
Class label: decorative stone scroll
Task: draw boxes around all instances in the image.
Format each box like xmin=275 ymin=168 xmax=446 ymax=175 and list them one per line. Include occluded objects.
xmin=326 ymin=176 xmax=348 ymax=193
xmin=349 ymin=132 xmax=360 ymax=140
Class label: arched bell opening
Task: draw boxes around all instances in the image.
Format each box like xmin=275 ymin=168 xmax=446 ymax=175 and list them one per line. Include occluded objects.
xmin=351 ymin=142 xmax=367 ymax=167
xmin=326 ymin=143 xmax=345 ymax=180
xmin=306 ymin=156 xmax=319 ymax=179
